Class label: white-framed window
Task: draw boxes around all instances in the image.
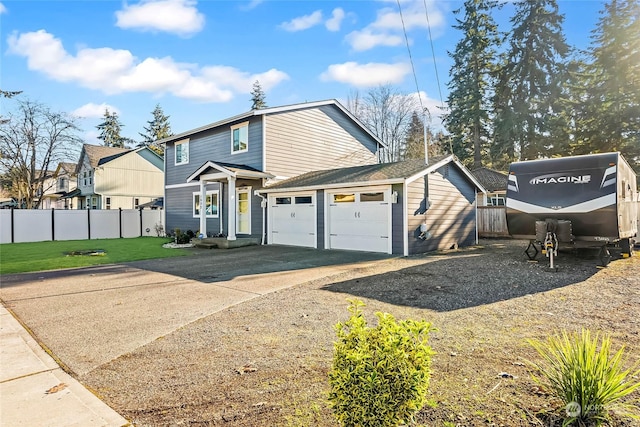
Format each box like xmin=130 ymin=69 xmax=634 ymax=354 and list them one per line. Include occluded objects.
xmin=489 ymin=195 xmax=505 ymax=206
xmin=175 ymin=139 xmax=189 ymax=165
xmin=91 ymin=196 xmax=98 ymax=209
xmin=193 ymin=191 xmax=219 ymax=218
xmin=83 ymin=171 xmax=88 ymax=186
xmin=89 ymin=170 xmax=93 ymax=185
xmin=231 ymin=122 xmax=248 ymax=154
xmin=134 ymin=198 xmax=140 ymax=209
xmin=106 ymin=197 xmax=111 ymax=210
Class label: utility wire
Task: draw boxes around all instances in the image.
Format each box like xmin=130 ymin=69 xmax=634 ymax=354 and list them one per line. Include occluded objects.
xmin=397 ymin=0 xmax=425 ymax=115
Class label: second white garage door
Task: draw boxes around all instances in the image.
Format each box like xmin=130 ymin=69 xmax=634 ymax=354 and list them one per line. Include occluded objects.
xmin=326 ymin=187 xmax=391 ymax=253
xmin=268 ymin=193 xmax=316 ymax=248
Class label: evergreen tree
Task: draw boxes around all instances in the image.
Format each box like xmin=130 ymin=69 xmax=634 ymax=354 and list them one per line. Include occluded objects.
xmin=403 ymin=112 xmax=442 ymax=161
xmin=494 ymin=0 xmax=569 ymax=161
xmin=96 ymin=109 xmax=131 ymax=148
xmin=578 ymin=0 xmax=639 ymax=169
xmin=139 ymin=104 xmax=172 ymax=155
xmin=250 ymin=80 xmax=267 ymax=110
xmin=443 ymin=0 xmax=500 ymax=169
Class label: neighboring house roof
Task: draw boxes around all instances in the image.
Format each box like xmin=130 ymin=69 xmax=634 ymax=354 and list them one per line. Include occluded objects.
xmin=55 ymin=162 xmax=77 ymax=176
xmin=60 ymin=188 xmax=82 ymax=199
xmin=471 ymin=167 xmax=508 ymax=192
xmin=138 ymin=197 xmax=163 ymax=209
xmin=155 ymin=99 xmax=386 ymax=149
xmin=259 ymin=155 xmax=487 ymax=193
xmin=77 ymin=144 xmax=130 ymax=172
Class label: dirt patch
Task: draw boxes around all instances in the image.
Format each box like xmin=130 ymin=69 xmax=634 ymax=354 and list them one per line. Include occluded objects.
xmin=79 ymin=239 xmax=640 ymax=426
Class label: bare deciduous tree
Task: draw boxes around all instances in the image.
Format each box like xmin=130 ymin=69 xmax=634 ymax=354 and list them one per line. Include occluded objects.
xmin=346 ymin=85 xmax=419 ymax=163
xmin=0 ymin=99 xmax=82 ymax=208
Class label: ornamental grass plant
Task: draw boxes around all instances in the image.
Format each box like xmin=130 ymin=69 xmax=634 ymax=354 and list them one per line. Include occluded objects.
xmin=528 ymin=329 xmax=640 ymax=426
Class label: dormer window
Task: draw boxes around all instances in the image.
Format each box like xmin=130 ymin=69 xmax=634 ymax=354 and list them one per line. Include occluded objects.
xmin=231 ymin=122 xmax=248 ymax=154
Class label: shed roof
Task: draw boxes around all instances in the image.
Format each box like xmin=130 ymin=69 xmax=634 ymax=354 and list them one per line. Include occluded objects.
xmin=471 ymin=167 xmax=508 ymax=192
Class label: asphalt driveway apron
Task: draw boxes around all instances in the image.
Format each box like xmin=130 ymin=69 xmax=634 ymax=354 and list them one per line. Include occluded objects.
xmin=0 ymin=245 xmax=390 ymax=377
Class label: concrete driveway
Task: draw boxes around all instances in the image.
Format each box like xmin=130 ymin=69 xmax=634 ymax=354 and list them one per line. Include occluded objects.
xmin=0 ymin=245 xmax=390 ymax=377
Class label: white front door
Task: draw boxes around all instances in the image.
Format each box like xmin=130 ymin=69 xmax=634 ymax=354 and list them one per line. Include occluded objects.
xmin=236 ymin=187 xmax=251 ymax=235
xmin=327 ymin=187 xmax=391 ymax=253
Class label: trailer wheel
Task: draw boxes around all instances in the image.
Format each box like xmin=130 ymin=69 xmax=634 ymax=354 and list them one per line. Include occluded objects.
xmin=620 ymin=238 xmax=633 ymax=258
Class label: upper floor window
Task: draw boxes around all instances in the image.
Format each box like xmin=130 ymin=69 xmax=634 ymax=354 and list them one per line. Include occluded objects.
xmin=175 ymin=139 xmax=189 ymax=165
xmin=231 ymin=122 xmax=248 ymax=154
xmin=82 ymin=170 xmax=93 ymax=186
xmin=58 ymin=177 xmax=68 ymax=192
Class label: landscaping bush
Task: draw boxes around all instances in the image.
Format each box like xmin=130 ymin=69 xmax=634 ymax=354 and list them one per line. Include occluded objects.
xmin=173 ymin=228 xmax=191 ymax=244
xmin=528 ymin=329 xmax=640 ymax=426
xmin=328 ymin=299 xmax=434 ymax=427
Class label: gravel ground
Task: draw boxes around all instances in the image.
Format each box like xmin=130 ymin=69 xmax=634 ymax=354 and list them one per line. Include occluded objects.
xmin=77 ymin=239 xmax=640 ymax=426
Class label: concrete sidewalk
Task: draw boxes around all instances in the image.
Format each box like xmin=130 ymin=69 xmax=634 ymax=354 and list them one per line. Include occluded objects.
xmin=0 ymin=305 xmax=129 ymax=427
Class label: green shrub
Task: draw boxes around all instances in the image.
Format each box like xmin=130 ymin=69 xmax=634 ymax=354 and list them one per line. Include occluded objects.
xmin=328 ymin=299 xmax=434 ymax=427
xmin=173 ymin=228 xmax=191 ymax=244
xmin=528 ymin=329 xmax=640 ymax=426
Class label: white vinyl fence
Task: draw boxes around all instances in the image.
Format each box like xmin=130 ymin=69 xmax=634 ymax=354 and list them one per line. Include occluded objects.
xmin=0 ymin=209 xmax=165 ymax=244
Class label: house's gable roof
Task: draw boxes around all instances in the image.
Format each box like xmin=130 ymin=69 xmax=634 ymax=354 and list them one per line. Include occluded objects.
xmin=155 ymin=99 xmax=385 ymax=149
xmin=259 ymin=155 xmax=488 ymax=194
xmin=471 ymin=167 xmax=508 ymax=192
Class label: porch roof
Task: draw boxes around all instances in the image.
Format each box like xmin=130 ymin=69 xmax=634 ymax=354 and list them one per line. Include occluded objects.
xmin=186 ymin=161 xmax=274 ymax=183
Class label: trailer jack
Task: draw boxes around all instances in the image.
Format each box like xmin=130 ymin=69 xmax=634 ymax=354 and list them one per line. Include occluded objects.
xmin=542 ymin=232 xmax=559 ymax=270
xmin=598 ymin=245 xmax=611 ymax=267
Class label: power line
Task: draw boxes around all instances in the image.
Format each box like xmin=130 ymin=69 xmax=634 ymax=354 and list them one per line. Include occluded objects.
xmin=397 ymin=0 xmax=425 ymax=115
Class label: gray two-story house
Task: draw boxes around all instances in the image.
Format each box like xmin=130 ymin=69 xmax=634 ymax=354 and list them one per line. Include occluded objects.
xmin=161 ymin=99 xmax=485 ymax=256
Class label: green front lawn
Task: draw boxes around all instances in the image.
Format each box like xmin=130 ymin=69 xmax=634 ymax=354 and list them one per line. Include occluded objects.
xmin=0 ymin=237 xmax=191 ymax=274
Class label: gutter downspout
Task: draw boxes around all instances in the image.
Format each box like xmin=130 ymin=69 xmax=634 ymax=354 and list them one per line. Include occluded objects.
xmin=255 ymin=189 xmax=267 ymax=245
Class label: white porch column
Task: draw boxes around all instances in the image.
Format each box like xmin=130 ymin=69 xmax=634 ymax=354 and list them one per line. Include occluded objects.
xmin=227 ymin=176 xmax=236 ymax=240
xmin=199 ymin=180 xmax=207 ymax=237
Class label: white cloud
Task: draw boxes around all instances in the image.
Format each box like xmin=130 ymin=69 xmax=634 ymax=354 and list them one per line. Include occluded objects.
xmin=240 ymin=0 xmax=263 ymax=11
xmin=344 ymin=0 xmax=447 ymax=51
xmin=7 ymin=30 xmax=289 ymax=103
xmin=325 ymin=8 xmax=345 ymax=32
xmin=115 ymin=0 xmax=205 ymax=37
xmin=320 ymin=62 xmax=412 ymax=88
xmin=279 ymin=10 xmax=323 ymax=32
xmin=0 ymin=3 xmax=7 ymax=14
xmin=72 ymin=103 xmax=121 ymax=118
xmin=345 ymin=29 xmax=404 ymax=51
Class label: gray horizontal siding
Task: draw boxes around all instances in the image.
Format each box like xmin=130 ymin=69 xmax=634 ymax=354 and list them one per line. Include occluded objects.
xmin=165 ymin=116 xmax=264 ymax=186
xmin=165 ymin=183 xmax=225 ymax=237
xmin=407 ymin=165 xmax=476 ymax=255
xmin=391 ymin=183 xmax=404 ymax=254
xmin=264 ymin=105 xmax=377 ymax=179
xmin=316 ymin=190 xmax=325 ymax=249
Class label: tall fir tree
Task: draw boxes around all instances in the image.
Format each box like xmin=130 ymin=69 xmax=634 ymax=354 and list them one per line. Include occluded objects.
xmin=443 ymin=0 xmax=500 ymax=169
xmin=139 ymin=104 xmax=172 ymax=155
xmin=250 ymin=80 xmax=267 ymax=110
xmin=493 ymin=0 xmax=569 ymax=162
xmin=96 ymin=109 xmax=130 ymax=148
xmin=577 ymin=0 xmax=639 ymax=170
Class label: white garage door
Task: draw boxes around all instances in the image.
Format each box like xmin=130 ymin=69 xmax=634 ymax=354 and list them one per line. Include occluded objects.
xmin=327 ymin=188 xmax=391 ymax=253
xmin=269 ymin=193 xmax=316 ymax=248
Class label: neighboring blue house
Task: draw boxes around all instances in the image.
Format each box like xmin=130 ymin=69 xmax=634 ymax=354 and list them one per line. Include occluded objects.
xmin=160 ymin=99 xmax=485 ymax=256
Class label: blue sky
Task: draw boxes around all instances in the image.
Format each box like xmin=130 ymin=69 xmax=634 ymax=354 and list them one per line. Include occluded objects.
xmin=1 ymin=0 xmax=604 ymax=146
